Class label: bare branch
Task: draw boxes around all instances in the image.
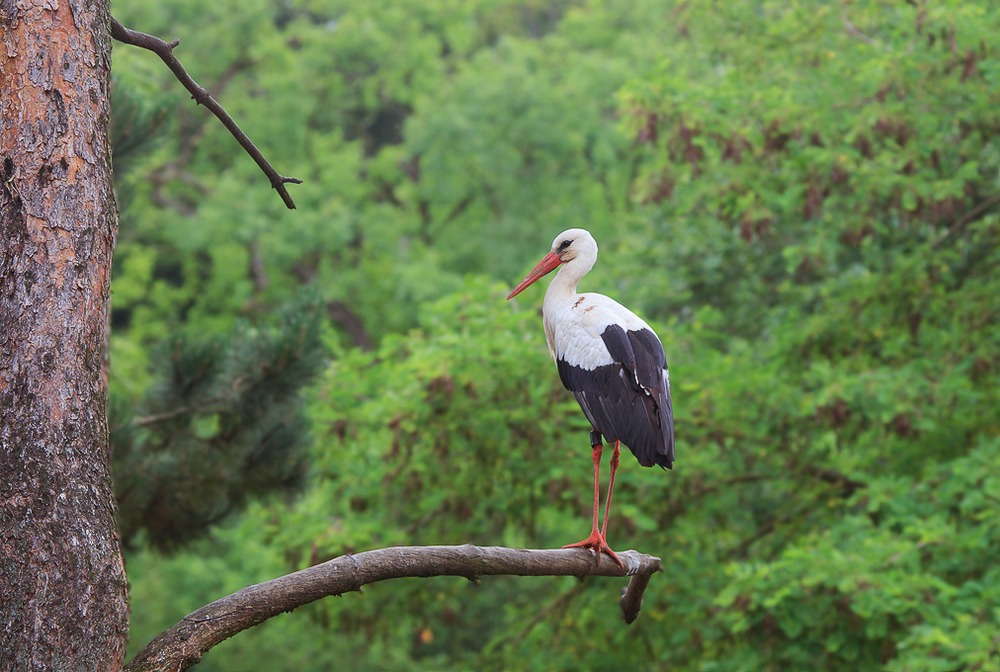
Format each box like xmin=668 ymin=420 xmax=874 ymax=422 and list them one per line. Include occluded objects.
xmin=109 ymin=17 xmax=302 ymax=210
xmin=124 ymin=544 xmax=662 ymax=672
xmin=620 ymin=562 xmax=657 ymax=624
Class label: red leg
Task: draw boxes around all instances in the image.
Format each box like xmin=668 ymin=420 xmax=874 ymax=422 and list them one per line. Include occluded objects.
xmin=600 ymin=441 xmax=621 ymax=539
xmin=572 ymin=440 xmax=601 ymax=540
xmin=562 ymin=434 xmax=622 ymax=567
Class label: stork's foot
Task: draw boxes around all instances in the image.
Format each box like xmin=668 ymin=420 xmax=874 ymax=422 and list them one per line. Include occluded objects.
xmin=562 ymin=532 xmax=623 ymax=567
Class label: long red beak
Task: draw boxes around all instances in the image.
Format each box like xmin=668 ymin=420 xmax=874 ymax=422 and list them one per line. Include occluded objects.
xmin=507 ymin=251 xmax=562 ymax=300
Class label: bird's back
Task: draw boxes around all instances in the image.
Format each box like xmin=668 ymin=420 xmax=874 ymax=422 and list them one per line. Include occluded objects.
xmin=547 ymin=293 xmax=674 ymax=468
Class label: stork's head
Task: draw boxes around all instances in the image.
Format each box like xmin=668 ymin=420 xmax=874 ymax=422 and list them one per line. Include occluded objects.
xmin=550 ymin=228 xmax=598 ymax=265
xmin=507 ymin=228 xmax=598 ymax=300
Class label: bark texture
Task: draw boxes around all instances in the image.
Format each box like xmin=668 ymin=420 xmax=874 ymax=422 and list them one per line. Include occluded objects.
xmin=0 ymin=1 xmax=128 ymax=669
xmin=125 ymin=545 xmax=662 ymax=672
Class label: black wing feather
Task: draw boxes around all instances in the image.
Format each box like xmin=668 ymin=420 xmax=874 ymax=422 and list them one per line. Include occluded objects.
xmin=557 ymin=324 xmax=674 ymax=469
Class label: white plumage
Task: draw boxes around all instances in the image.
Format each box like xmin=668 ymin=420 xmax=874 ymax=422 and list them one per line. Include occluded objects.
xmin=545 ymin=292 xmax=654 ymax=369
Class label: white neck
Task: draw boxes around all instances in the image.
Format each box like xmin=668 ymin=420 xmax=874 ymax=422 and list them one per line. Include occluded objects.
xmin=544 ymin=255 xmax=594 ymax=304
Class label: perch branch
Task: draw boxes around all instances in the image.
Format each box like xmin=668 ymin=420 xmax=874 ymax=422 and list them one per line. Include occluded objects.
xmin=110 ymin=17 xmax=302 ymax=209
xmin=124 ymin=544 xmax=662 ymax=672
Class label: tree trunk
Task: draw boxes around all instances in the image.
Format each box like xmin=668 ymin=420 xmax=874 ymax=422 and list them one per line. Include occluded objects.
xmin=0 ymin=1 xmax=128 ymax=669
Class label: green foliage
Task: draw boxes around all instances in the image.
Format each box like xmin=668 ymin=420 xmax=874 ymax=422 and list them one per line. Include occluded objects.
xmin=110 ymin=0 xmax=1000 ymax=670
xmin=618 ymin=1 xmax=1000 ymax=334
xmin=301 ymin=278 xmax=581 ymax=553
xmin=714 ymin=437 xmax=1000 ymax=672
xmin=112 ymin=300 xmax=326 ymax=551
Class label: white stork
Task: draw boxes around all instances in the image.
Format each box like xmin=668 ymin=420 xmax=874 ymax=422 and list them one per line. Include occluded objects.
xmin=507 ymin=228 xmax=674 ymax=565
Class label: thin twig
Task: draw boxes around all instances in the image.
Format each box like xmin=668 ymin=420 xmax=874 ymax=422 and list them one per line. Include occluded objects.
xmin=495 ymin=581 xmax=588 ymax=653
xmin=131 ymin=406 xmax=192 ymax=427
xmin=124 ymin=544 xmax=662 ymax=672
xmin=802 ymin=465 xmax=866 ymax=496
xmin=726 ymin=511 xmax=795 ymax=559
xmin=932 ymin=193 xmax=1000 ymax=249
xmin=110 ymin=17 xmax=302 ymax=210
xmin=840 ymin=14 xmax=879 ymax=47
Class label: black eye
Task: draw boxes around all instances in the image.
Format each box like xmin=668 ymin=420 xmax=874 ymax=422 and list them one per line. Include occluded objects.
xmin=558 ymin=239 xmax=573 ymax=251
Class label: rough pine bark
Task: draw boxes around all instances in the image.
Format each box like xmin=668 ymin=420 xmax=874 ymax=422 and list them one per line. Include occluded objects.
xmin=0 ymin=1 xmax=129 ymax=669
